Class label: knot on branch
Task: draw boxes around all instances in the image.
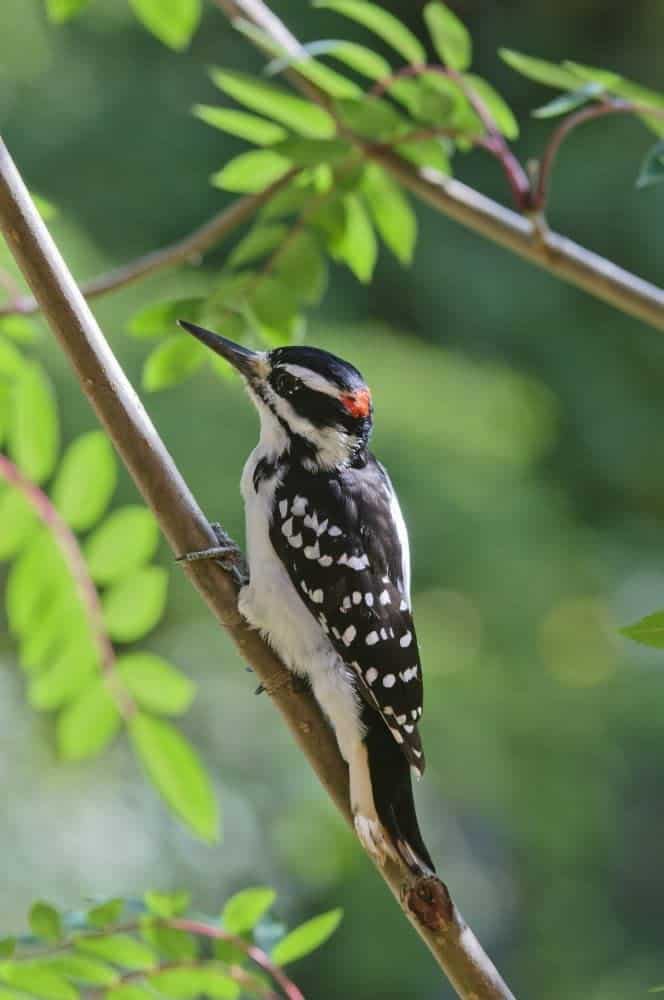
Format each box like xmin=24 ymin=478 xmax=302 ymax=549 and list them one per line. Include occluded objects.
xmin=405 ymin=875 xmax=454 ymax=932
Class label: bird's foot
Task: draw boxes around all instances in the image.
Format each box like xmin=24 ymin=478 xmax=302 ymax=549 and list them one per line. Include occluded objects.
xmin=354 ymin=813 xmax=397 ymax=867
xmin=177 ymin=522 xmax=249 ymax=587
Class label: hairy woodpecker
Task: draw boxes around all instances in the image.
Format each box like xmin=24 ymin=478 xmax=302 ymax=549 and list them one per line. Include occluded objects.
xmin=179 ymin=320 xmax=435 ymax=874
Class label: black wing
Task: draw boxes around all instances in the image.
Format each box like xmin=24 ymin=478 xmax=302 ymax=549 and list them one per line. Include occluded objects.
xmin=269 ymin=455 xmax=425 ymax=774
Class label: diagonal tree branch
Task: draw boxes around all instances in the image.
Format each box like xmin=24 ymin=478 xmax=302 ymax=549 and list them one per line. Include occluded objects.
xmin=0 ymin=137 xmax=515 ymax=1000
xmin=213 ymin=0 xmax=664 ymax=333
xmin=0 ymin=173 xmax=297 ymax=318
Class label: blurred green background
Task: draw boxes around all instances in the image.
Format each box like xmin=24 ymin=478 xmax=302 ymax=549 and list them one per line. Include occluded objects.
xmin=1 ymin=1 xmax=663 ymax=997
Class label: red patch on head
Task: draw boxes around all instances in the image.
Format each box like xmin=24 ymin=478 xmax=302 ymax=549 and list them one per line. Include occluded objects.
xmin=340 ymin=387 xmax=372 ymax=419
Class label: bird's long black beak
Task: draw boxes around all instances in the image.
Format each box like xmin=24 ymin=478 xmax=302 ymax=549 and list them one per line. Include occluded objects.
xmin=178 ymin=320 xmax=262 ymax=378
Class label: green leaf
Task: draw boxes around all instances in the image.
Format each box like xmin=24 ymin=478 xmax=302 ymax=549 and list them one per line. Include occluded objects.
xmin=102 ymin=566 xmax=168 ymax=643
xmin=0 ymin=384 xmax=9 ymax=450
xmin=260 ymin=181 xmax=314 ymax=221
xmin=0 ymin=486 xmax=38 ymax=561
xmin=76 ymin=935 xmax=155 ymax=970
xmin=271 ymin=137 xmax=352 ymax=167
xmin=0 ymin=337 xmax=26 ymax=377
xmin=396 ymin=136 xmax=451 ymax=174
xmin=283 ymin=57 xmax=362 ymax=101
xmin=222 ymin=888 xmax=276 ymax=935
xmin=0 ymin=941 xmax=15 ymax=961
xmin=314 ymin=1 xmax=425 ymax=66
xmin=128 ymin=0 xmax=201 ymax=51
xmin=532 ymin=81 xmax=605 ymax=119
xmin=140 ymin=922 xmax=196 ymax=961
xmin=19 ymin=587 xmax=83 ymax=675
xmin=334 ymin=96 xmax=405 ymax=141
xmin=45 ymin=0 xmax=90 ymax=22
xmin=56 ymin=679 xmax=122 ymax=761
xmin=331 ymin=195 xmax=376 ymax=283
xmin=274 ymin=230 xmax=328 ymax=306
xmin=621 ymin=610 xmax=664 ymax=647
xmin=150 ymin=967 xmax=238 ymax=1000
xmin=129 ymin=297 xmax=204 ymax=339
xmin=118 ymin=653 xmax=195 ymax=716
xmin=362 ymin=164 xmax=417 ymax=265
xmin=327 ymin=41 xmax=391 ymax=82
xmin=249 ymin=276 xmax=301 ymax=346
xmin=210 ymin=69 xmax=335 ymax=138
xmin=423 ymin=2 xmax=471 ymax=71
xmin=5 ymin=529 xmax=64 ymax=636
xmin=229 ymin=224 xmax=288 ymax=268
xmin=561 ymin=60 xmax=622 ymax=90
xmin=271 ymin=908 xmax=342 ymax=966
xmin=143 ymin=890 xmax=190 ymax=919
xmin=46 ymin=957 xmax=115 ymax=987
xmin=84 ymin=506 xmax=160 ymax=586
xmin=211 ymin=151 xmax=292 ymax=194
xmin=0 ymin=965 xmax=78 ymax=1000
xmin=463 ymin=74 xmax=519 ymax=138
xmin=28 ymin=631 xmax=99 ymax=711
xmin=105 ymin=986 xmax=152 ymax=1000
xmin=51 ymin=431 xmax=116 ymax=531
xmin=498 ymin=49 xmax=580 ymax=90
xmin=142 ymin=335 xmax=206 ymax=392
xmin=637 ymin=139 xmax=664 ymax=189
xmin=0 ymin=315 xmax=39 ymax=343
xmin=9 ymin=362 xmax=59 ymax=485
xmin=87 ymin=900 xmax=125 ymax=929
xmin=129 ymin=712 xmax=219 ymax=841
xmin=192 ymin=106 xmax=286 ymax=145
xmin=29 ymin=903 xmax=62 ymax=942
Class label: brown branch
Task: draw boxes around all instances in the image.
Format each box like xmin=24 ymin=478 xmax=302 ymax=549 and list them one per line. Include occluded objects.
xmin=214 ymin=0 xmax=664 ymax=333
xmin=0 ymin=174 xmax=297 ymax=318
xmin=0 ymin=137 xmax=514 ymax=1000
xmin=0 ymin=453 xmax=134 ymax=718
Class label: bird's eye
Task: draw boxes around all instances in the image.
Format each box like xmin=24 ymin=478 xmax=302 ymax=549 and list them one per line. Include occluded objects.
xmin=273 ymin=370 xmax=298 ymax=397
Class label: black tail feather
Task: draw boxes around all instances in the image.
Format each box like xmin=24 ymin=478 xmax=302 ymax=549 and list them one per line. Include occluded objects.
xmin=363 ymin=708 xmax=435 ymax=875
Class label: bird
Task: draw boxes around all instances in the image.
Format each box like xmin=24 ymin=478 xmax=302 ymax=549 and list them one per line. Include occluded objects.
xmin=178 ymin=319 xmax=435 ymax=875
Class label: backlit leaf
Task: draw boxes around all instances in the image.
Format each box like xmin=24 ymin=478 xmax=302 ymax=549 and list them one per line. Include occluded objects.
xmin=327 ymin=41 xmax=390 ymax=82
xmin=210 ymin=69 xmax=335 ymax=138
xmin=314 ymin=1 xmax=425 ymax=66
xmin=362 ymin=164 xmax=417 ymax=265
xmin=222 ymin=888 xmax=276 ymax=935
xmin=128 ymin=0 xmax=201 ymax=51
xmin=105 ymin=986 xmax=151 ymax=1000
xmin=637 ymin=139 xmax=664 ymax=189
xmin=8 ymin=362 xmax=59 ymax=484
xmin=0 ymin=486 xmax=38 ymax=561
xmin=51 ymin=431 xmax=116 ymax=531
xmin=150 ymin=967 xmax=238 ymax=999
xmin=76 ymin=935 xmax=155 ymax=970
xmin=0 ymin=316 xmax=39 ymax=343
xmin=28 ymin=631 xmax=98 ymax=711
xmin=45 ymin=0 xmax=90 ymax=22
xmin=332 ymin=195 xmax=376 ymax=283
xmin=19 ymin=586 xmax=82 ymax=675
xmin=271 ymin=908 xmax=342 ymax=965
xmin=87 ymin=900 xmax=125 ymax=929
xmin=334 ymin=96 xmax=405 ymax=140
xmin=129 ymin=712 xmax=219 ymax=841
xmin=56 ymin=679 xmax=122 ymax=761
xmin=84 ymin=506 xmax=159 ymax=585
xmin=102 ymin=567 xmax=168 ymax=643
xmin=621 ymin=610 xmax=664 ymax=647
xmin=46 ymin=957 xmax=115 ymax=987
xmin=229 ymin=224 xmax=288 ymax=268
xmin=274 ymin=230 xmax=328 ymax=306
xmin=211 ymin=151 xmax=292 ymax=194
xmin=0 ymin=384 xmax=10 ymax=449
xmin=142 ymin=335 xmax=206 ymax=392
xmin=0 ymin=965 xmax=78 ymax=1000
xmin=29 ymin=903 xmax=62 ymax=942
xmin=397 ymin=136 xmax=451 ymax=174
xmin=499 ymin=49 xmax=580 ymax=90
xmin=5 ymin=529 xmax=64 ymax=636
xmin=118 ymin=653 xmax=195 ymax=716
xmin=463 ymin=74 xmax=519 ymax=138
xmin=423 ymin=2 xmax=472 ymax=71
xmin=562 ymin=60 xmax=622 ymax=90
xmin=532 ymin=81 xmax=604 ymax=119
xmin=249 ymin=275 xmax=300 ymax=345
xmin=193 ymin=106 xmax=286 ymax=145
xmin=129 ymin=297 xmax=204 ymax=339
xmin=271 ymin=137 xmax=352 ymax=167
xmin=0 ymin=337 xmax=25 ymax=377
xmin=143 ymin=890 xmax=190 ymax=919
xmin=0 ymin=940 xmax=15 ymax=960
xmin=140 ymin=923 xmax=196 ymax=961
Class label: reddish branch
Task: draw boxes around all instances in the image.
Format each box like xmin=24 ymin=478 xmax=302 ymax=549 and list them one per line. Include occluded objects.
xmin=0 ymin=453 xmax=133 ymax=717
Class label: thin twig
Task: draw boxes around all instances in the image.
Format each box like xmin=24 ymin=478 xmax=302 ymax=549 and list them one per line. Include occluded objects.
xmin=533 ymin=99 xmax=664 ymax=210
xmin=0 ymin=453 xmax=133 ymax=717
xmin=0 ymin=173 xmax=298 ymax=318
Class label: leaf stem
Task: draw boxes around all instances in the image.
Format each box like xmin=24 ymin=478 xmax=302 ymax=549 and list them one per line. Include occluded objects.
xmin=0 ymin=453 xmax=133 ymax=718
xmin=533 ymin=99 xmax=664 ymax=210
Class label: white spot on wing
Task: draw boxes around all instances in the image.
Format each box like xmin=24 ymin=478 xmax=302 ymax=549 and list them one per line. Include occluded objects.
xmin=304 ymin=541 xmax=320 ymax=560
xmin=383 ymin=673 xmax=396 ymax=688
xmin=318 ymin=555 xmax=333 ymax=567
xmin=288 ymin=533 xmax=303 ymax=548
xmin=291 ymin=496 xmax=307 ymax=516
xmin=279 ymin=499 xmax=288 ymax=518
xmin=366 ymin=631 xmax=379 ymax=646
xmin=328 ymin=525 xmax=342 ymax=536
xmin=342 ymin=625 xmax=356 ymax=646
xmin=379 ymin=589 xmax=390 ymax=605
xmin=281 ymin=517 xmax=293 ymax=538
xmin=400 ymin=630 xmax=412 ymax=648
xmin=311 ymin=589 xmax=324 ymax=603
xmin=365 ymin=667 xmax=378 ymax=685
